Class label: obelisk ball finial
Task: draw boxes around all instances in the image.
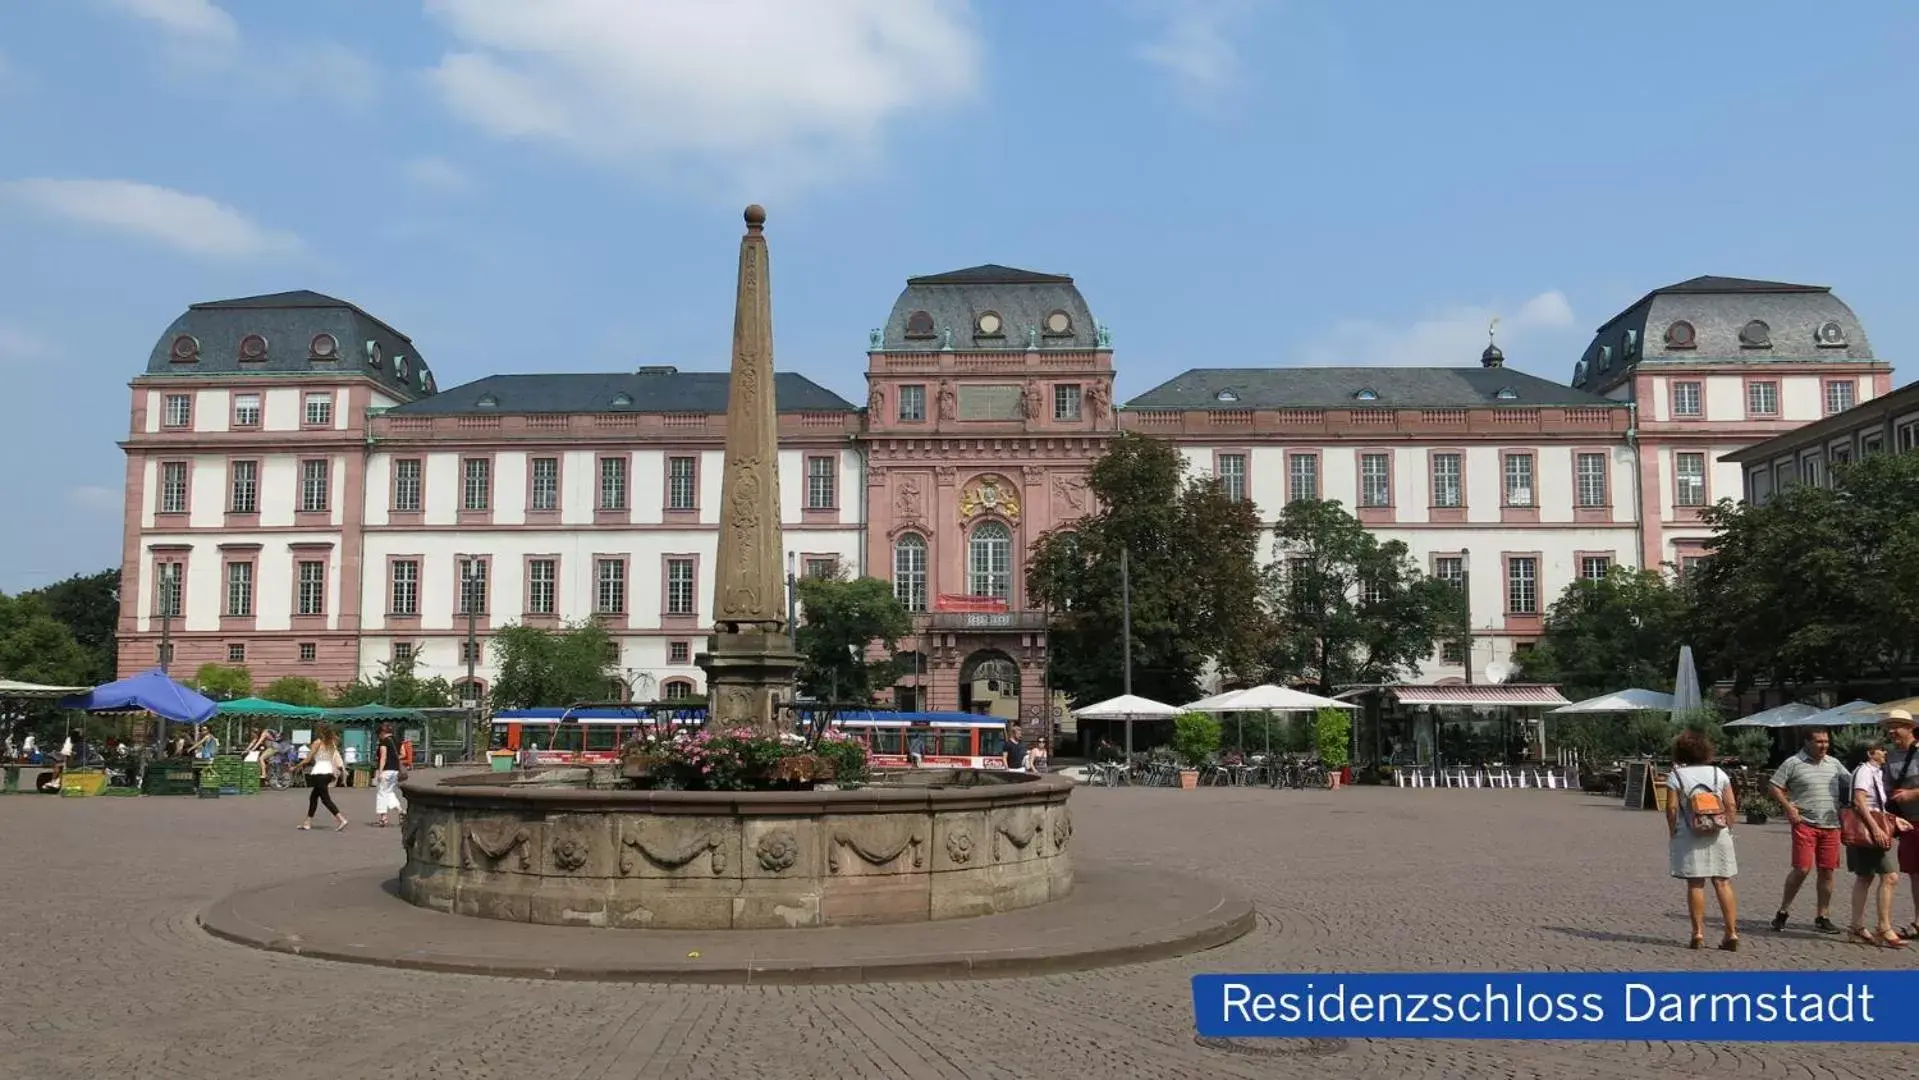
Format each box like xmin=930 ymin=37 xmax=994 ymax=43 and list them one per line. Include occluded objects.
xmin=744 ymin=204 xmax=766 ymax=229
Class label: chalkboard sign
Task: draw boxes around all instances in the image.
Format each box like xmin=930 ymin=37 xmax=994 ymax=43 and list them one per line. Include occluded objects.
xmin=1623 ymin=762 xmax=1655 ymax=810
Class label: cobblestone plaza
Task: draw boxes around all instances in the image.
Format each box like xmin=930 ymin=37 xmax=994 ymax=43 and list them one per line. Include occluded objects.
xmin=8 ymin=783 xmax=1902 ymax=1079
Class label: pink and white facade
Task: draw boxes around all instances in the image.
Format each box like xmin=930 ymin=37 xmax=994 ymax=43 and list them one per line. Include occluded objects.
xmin=114 ymin=274 xmax=1891 ymax=721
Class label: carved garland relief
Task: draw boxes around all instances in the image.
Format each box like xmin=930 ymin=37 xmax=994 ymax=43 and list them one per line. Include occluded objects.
xmin=462 ymin=823 xmax=532 ymax=870
xmin=621 ymin=831 xmax=728 ymax=876
xmin=827 ymin=827 xmax=924 ymax=873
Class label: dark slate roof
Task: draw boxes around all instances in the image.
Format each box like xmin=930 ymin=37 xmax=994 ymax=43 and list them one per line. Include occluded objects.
xmin=387 ymin=370 xmax=857 ymax=416
xmin=1649 ymin=275 xmax=1828 ymax=296
xmin=143 ymin=290 xmax=434 ymax=400
xmin=881 ymin=264 xmax=1099 ymax=351
xmin=1124 ymin=367 xmax=1618 ymax=410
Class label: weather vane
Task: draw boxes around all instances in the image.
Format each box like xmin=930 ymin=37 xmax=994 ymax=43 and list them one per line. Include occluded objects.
xmin=1488 ymin=316 xmax=1500 ymax=344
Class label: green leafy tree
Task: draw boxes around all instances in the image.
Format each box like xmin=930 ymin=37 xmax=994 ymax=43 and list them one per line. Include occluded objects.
xmin=1027 ymin=433 xmax=1268 ymax=706
xmin=19 ymin=569 xmax=119 ymax=682
xmin=330 ymin=654 xmax=457 ymax=709
xmin=0 ymin=591 xmax=95 ymax=685
xmin=191 ymin=662 xmax=252 ymax=700
xmin=1313 ymin=706 xmax=1352 ymax=768
xmin=487 ymin=621 xmax=618 ymax=709
xmin=1169 ymin=710 xmax=1221 ymax=766
xmin=261 ymin=676 xmax=329 ymax=707
xmin=1516 ymin=568 xmax=1688 ymax=700
xmin=794 ymin=573 xmax=913 ymax=703
xmin=1263 ymin=499 xmax=1463 ymax=694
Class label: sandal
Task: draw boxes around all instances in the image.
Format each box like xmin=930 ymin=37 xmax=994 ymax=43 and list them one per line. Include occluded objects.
xmin=1718 ymin=936 xmax=1740 ymax=952
xmin=297 ymin=824 xmax=311 ymax=831
xmin=1847 ymin=927 xmax=1877 ymax=946
xmin=1688 ymin=935 xmax=1704 ymax=950
xmin=1879 ymin=931 xmax=1908 ymax=949
xmin=1900 ymin=921 xmax=1919 ymax=939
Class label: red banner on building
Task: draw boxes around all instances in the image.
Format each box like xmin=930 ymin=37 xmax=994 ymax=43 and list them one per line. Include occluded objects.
xmin=934 ymin=594 xmax=1008 ymax=613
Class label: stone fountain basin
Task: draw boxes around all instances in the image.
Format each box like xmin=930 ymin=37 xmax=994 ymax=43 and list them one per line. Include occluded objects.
xmin=396 ymin=769 xmax=1074 ymax=930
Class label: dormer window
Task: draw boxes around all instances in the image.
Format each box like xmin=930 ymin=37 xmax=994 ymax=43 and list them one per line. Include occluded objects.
xmin=365 ymin=340 xmax=384 ymax=368
xmin=309 ymin=333 xmax=339 ymax=359
xmin=610 ymin=392 xmax=633 ymax=407
xmin=1664 ymin=321 xmax=1697 ymax=349
xmin=1044 ymin=310 xmax=1074 ymax=335
xmin=1354 ymin=388 xmax=1378 ymax=401
xmin=169 ymin=334 xmax=199 ymax=363
xmin=1623 ymin=329 xmax=1638 ymax=356
xmin=395 ymin=355 xmax=410 ymax=381
xmin=424 ymin=372 xmax=436 ymax=394
xmin=1739 ymin=320 xmax=1772 ymax=349
xmin=904 ymin=310 xmax=936 ymax=338
xmin=238 ymin=334 xmax=268 ymax=361
xmin=1573 ymin=359 xmax=1589 ymax=384
xmin=1496 ymin=387 xmax=1518 ymax=401
xmin=974 ymin=311 xmax=1004 ymax=337
xmin=476 ymin=394 xmax=499 ymax=408
xmin=1598 ymin=345 xmax=1613 ymax=369
xmin=1215 ymin=389 xmax=1239 ymax=403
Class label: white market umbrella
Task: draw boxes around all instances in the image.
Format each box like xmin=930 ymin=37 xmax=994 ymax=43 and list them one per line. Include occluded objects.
xmin=1073 ymin=693 xmax=1181 ymax=758
xmin=1208 ymin=684 xmax=1359 ymax=713
xmin=1796 ymin=699 xmax=1885 ymax=729
xmin=1550 ymin=688 xmax=1676 ymax=714
xmin=1722 ymin=702 xmax=1823 ymax=729
xmin=1184 ymin=688 xmax=1246 ymax=712
xmin=1671 ymin=647 xmax=1703 ymax=715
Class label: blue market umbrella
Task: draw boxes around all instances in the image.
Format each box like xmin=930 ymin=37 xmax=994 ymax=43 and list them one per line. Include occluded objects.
xmin=60 ymin=668 xmax=216 ymax=725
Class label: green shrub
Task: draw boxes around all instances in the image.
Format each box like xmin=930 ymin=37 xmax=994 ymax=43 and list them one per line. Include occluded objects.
xmin=1170 ymin=711 xmax=1221 ymax=767
xmin=1314 ymin=707 xmax=1352 ymax=768
xmin=1726 ymin=728 xmax=1773 ymax=768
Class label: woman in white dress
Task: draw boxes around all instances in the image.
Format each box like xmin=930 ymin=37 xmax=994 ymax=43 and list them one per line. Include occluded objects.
xmin=1665 ymin=729 xmax=1740 ymax=950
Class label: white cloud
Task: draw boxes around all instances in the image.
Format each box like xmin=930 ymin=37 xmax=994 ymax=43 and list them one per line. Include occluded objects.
xmin=0 ymin=179 xmax=301 ymax=259
xmin=1302 ymin=291 xmax=1579 ymax=368
xmin=401 ymin=156 xmax=475 ymax=195
xmin=100 ymin=0 xmax=376 ymax=107
xmin=1134 ymin=0 xmax=1258 ymax=104
xmin=272 ymin=40 xmax=382 ymax=109
xmin=67 ymin=486 xmax=123 ymax=513
xmin=422 ymin=0 xmax=981 ymax=190
xmin=0 ymin=321 xmax=51 ymax=364
xmin=102 ymin=0 xmax=240 ymax=46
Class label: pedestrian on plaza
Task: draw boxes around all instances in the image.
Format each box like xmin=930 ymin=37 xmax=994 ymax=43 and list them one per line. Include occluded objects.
xmin=907 ymin=730 xmax=925 ymax=768
xmin=1003 ymin=725 xmax=1027 ymax=771
xmin=372 ymin=722 xmax=406 ymax=827
xmin=297 ymin=722 xmax=349 ymax=832
xmin=1880 ymin=709 xmax=1919 ymax=939
xmin=1665 ymin=729 xmax=1740 ymax=950
xmin=1767 ymin=727 xmax=1850 ymax=934
xmin=1843 ymin=738 xmax=1908 ymax=948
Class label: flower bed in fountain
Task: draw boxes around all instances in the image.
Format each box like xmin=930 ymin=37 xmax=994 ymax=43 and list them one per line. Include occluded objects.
xmin=618 ymin=725 xmax=869 ymax=791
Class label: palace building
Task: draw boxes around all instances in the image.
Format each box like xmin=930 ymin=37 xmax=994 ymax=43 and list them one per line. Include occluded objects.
xmin=115 ymin=273 xmax=1891 ymax=725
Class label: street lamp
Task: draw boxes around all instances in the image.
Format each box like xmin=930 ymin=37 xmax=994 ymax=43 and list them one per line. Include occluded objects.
xmin=460 ymin=556 xmax=480 ymax=761
xmin=786 ymin=551 xmax=798 ymax=647
xmin=1459 ymin=547 xmax=1474 ymax=686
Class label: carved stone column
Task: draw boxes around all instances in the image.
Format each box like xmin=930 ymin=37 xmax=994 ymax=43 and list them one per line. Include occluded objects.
xmin=697 ymin=205 xmax=801 ymax=735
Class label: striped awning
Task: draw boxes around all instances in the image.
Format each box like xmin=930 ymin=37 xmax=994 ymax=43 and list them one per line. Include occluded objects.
xmin=1389 ymin=685 xmax=1570 ymax=708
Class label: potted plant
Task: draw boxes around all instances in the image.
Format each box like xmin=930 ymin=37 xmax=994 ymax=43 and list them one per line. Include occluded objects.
xmin=1171 ymin=711 xmax=1220 ymax=790
xmin=1743 ymin=793 xmax=1780 ymax=825
xmin=1314 ymin=707 xmax=1352 ymax=789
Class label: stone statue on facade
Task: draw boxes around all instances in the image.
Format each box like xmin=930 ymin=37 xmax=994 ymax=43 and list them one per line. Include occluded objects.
xmin=1084 ymin=381 xmax=1109 ymax=420
xmin=868 ymin=385 xmax=884 ymax=415
xmin=1020 ymin=380 xmax=1041 ymax=420
xmin=941 ymin=327 xmax=954 ymax=350
xmin=1026 ymin=326 xmax=1039 ymax=349
xmin=1096 ymin=323 xmax=1112 ymax=348
xmin=937 ymin=380 xmax=957 ymax=422
xmin=869 ymin=328 xmax=882 ymax=349
xmin=894 ymin=475 xmax=924 ymax=522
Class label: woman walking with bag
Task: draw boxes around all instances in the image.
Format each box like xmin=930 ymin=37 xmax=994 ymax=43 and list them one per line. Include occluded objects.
xmin=372 ymin=722 xmax=406 ymax=827
xmin=298 ymin=723 xmax=349 ymax=832
xmin=1665 ymin=730 xmax=1740 ymax=950
xmin=1843 ymin=739 xmax=1909 ymax=947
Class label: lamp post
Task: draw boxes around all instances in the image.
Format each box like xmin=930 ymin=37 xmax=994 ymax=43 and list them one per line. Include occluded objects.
xmin=1460 ymin=547 xmax=1474 ymax=686
xmin=461 ymin=557 xmax=479 ymax=761
xmin=785 ymin=552 xmax=798 ymax=647
xmin=157 ymin=564 xmax=177 ymax=676
xmin=1120 ymin=545 xmax=1134 ymax=758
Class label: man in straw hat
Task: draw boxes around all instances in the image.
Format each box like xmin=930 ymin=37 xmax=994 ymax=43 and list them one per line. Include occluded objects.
xmin=1882 ymin=708 xmax=1919 ymax=939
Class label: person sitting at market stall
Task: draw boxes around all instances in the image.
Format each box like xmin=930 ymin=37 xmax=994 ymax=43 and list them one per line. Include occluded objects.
xmin=189 ymin=725 xmax=219 ymax=762
xmin=242 ymin=728 xmax=279 ymax=781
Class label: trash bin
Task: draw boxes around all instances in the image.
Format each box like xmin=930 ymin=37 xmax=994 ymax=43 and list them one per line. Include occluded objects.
xmin=488 ymin=751 xmax=514 ymax=773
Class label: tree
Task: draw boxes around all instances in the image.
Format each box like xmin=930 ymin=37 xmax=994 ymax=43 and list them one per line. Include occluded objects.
xmin=330 ymin=654 xmax=457 ymax=709
xmin=261 ymin=676 xmax=329 ymax=707
xmin=20 ymin=569 xmax=119 ymax=682
xmin=1516 ymin=567 xmax=1688 ymax=700
xmin=1027 ymin=433 xmax=1267 ymax=706
xmin=487 ymin=621 xmax=618 ymax=709
xmin=1688 ymin=450 xmax=1919 ymax=693
xmin=191 ymin=662 xmax=252 ymax=700
xmin=793 ymin=573 xmax=913 ymax=703
xmin=1263 ymin=499 xmax=1463 ymax=694
xmin=0 ymin=591 xmax=95 ymax=686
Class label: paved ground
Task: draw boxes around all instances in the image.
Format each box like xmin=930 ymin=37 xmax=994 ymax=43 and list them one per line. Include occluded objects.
xmin=5 ymin=781 xmax=1907 ymax=1079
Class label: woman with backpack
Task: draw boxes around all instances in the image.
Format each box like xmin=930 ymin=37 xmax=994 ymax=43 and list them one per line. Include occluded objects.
xmin=1665 ymin=729 xmax=1740 ymax=951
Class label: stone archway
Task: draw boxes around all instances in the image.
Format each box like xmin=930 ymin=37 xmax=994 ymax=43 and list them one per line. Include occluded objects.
xmin=957 ymin=649 xmax=1021 ymax=718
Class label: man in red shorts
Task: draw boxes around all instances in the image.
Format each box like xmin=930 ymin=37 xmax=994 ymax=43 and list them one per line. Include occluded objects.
xmin=1769 ymin=727 xmax=1849 ymax=933
xmin=1881 ymin=710 xmax=1919 ymax=940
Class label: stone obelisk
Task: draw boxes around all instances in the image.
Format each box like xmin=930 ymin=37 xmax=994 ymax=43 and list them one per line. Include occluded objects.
xmin=697 ymin=205 xmax=801 ymax=734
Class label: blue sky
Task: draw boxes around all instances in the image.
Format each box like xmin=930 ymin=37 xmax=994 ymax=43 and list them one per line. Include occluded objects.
xmin=1 ymin=0 xmax=1916 ymax=591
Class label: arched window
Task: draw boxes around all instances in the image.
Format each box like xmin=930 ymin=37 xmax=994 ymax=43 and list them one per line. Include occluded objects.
xmin=968 ymin=521 xmax=1012 ymax=599
xmin=662 ymin=679 xmax=699 ymax=701
xmin=893 ymin=533 xmax=928 ymax=611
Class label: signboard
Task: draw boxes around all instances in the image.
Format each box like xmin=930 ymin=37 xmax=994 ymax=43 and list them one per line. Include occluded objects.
xmin=958 ymin=385 xmax=1022 ymax=421
xmin=935 ymin=594 xmax=1007 ymax=613
xmin=960 ymin=613 xmax=1013 ymax=628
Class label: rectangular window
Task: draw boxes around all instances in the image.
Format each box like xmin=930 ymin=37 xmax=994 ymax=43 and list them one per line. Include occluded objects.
xmin=1800 ymin=455 xmax=1824 ymax=488
xmin=1503 ymin=453 xmax=1535 ymax=507
xmin=393 ymin=459 xmax=422 ymax=512
xmin=1506 ymin=556 xmax=1538 ymax=615
xmin=1216 ymin=454 xmax=1246 ymax=503
xmin=1053 ymin=384 xmax=1082 ymax=421
xmin=300 ymin=459 xmax=329 ymax=513
xmin=1747 ymin=381 xmax=1778 ymax=416
xmin=304 ymin=392 xmax=333 ymax=427
xmin=894 ymin=538 xmax=927 ymax=612
xmin=391 ymin=560 xmax=419 ymax=616
xmin=155 ymin=562 xmax=182 ymax=618
xmin=667 ymin=457 xmax=697 ymax=510
xmin=1870 ymin=428 xmax=1893 ymax=455
xmin=898 ymin=385 xmax=926 ymax=421
xmin=1440 ymin=640 xmax=1464 ymax=665
xmin=1675 ymin=452 xmax=1707 ymax=507
xmin=1749 ymin=469 xmax=1773 ymax=505
xmin=1358 ymin=580 xmax=1385 ymax=606
xmin=599 ymin=456 xmax=627 ymax=511
xmin=462 ymin=458 xmax=490 ymax=512
xmin=227 ymin=460 xmax=257 ymax=514
xmin=804 ymin=557 xmax=837 ymax=579
xmin=1825 ymin=380 xmax=1855 ymax=415
xmin=1830 ymin=443 xmax=1852 ymax=467
xmin=668 ymin=641 xmax=691 ymax=665
xmin=160 ymin=462 xmax=188 ymax=514
xmin=228 ymin=643 xmax=246 ymax=663
xmin=1671 ymin=381 xmax=1701 ymax=417
xmin=1575 ymin=452 xmax=1607 ymax=508
xmin=1287 ymin=454 xmax=1318 ymax=502
xmin=392 ymin=642 xmax=414 ymax=665
xmin=1580 ymin=555 xmax=1612 ymax=581
xmin=527 ymin=558 xmax=556 ymax=615
xmin=1433 ymin=556 xmax=1464 ymax=589
xmin=1359 ymin=453 xmax=1391 ymax=507
xmin=298 ymin=642 xmax=316 ymax=663
xmin=297 ymin=560 xmax=326 ymax=615
xmin=226 ymin=561 xmax=254 ymax=617
xmin=1430 ymin=453 xmax=1462 ymax=509
xmin=529 ymin=458 xmax=558 ymax=511
xmin=163 ymin=393 xmax=192 ymax=428
xmin=595 ymin=559 xmax=625 ymax=615
xmin=1680 ymin=555 xmax=1708 ymax=579
xmin=457 ymin=558 xmax=488 ymax=615
xmin=806 ymin=456 xmax=836 ymax=509
xmin=233 ymin=393 xmax=261 ymax=427
xmin=666 ymin=558 xmax=696 ymax=615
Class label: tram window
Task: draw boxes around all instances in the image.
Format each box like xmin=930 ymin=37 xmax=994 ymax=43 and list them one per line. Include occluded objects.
xmin=870 ymin=729 xmax=903 ymax=755
xmin=937 ymin=731 xmax=971 ymax=756
xmin=548 ymin=726 xmax=583 ymax=752
xmin=979 ymin=728 xmax=1006 ymax=756
xmin=584 ymin=725 xmax=620 ymax=751
xmin=490 ymin=726 xmax=510 ymax=750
